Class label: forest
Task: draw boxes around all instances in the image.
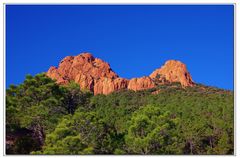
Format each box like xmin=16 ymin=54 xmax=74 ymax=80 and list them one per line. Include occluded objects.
xmin=6 ymin=73 xmax=234 ymax=155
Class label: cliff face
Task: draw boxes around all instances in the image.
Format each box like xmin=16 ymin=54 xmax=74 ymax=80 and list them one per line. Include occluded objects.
xmin=47 ymin=52 xmax=194 ymax=95
xmin=128 ymin=77 xmax=155 ymax=91
xmin=46 ymin=53 xmax=121 ymax=94
xmin=94 ymin=77 xmax=129 ymax=95
xmin=149 ymin=60 xmax=194 ymax=87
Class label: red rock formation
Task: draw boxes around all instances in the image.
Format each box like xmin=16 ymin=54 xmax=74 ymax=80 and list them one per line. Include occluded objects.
xmin=94 ymin=77 xmax=129 ymax=95
xmin=149 ymin=60 xmax=194 ymax=87
xmin=47 ymin=53 xmax=195 ymax=95
xmin=46 ymin=52 xmax=127 ymax=95
xmin=128 ymin=76 xmax=155 ymax=91
xmin=46 ymin=66 xmax=69 ymax=85
xmin=74 ymin=74 xmax=94 ymax=91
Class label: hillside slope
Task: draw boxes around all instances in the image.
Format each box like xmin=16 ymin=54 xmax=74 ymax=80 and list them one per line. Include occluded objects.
xmin=6 ymin=74 xmax=234 ymax=155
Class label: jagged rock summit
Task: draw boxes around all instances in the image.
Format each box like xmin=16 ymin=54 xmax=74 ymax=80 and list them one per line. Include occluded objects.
xmin=150 ymin=60 xmax=195 ymax=87
xmin=47 ymin=52 xmax=194 ymax=95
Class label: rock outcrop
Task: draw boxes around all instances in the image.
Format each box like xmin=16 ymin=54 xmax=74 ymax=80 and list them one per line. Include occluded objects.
xmin=128 ymin=77 xmax=155 ymax=91
xmin=94 ymin=77 xmax=129 ymax=95
xmin=149 ymin=60 xmax=194 ymax=87
xmin=47 ymin=52 xmax=195 ymax=95
xmin=46 ymin=53 xmax=121 ymax=94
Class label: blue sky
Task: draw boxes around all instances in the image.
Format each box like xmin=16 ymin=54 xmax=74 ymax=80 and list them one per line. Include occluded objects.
xmin=6 ymin=5 xmax=234 ymax=90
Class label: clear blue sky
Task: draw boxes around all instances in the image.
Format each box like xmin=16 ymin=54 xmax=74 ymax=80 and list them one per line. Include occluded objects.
xmin=6 ymin=5 xmax=234 ymax=90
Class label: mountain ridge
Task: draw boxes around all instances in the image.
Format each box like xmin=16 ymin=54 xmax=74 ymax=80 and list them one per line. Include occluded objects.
xmin=46 ymin=52 xmax=195 ymax=95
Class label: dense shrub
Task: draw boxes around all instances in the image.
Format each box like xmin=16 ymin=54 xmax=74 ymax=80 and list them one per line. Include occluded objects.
xmin=6 ymin=74 xmax=234 ymax=155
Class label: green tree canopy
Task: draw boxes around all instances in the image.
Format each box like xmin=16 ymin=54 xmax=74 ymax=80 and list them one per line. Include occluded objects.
xmin=125 ymin=105 xmax=180 ymax=154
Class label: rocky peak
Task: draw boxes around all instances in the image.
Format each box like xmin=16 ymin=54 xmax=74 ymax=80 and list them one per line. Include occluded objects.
xmin=149 ymin=60 xmax=194 ymax=87
xmin=46 ymin=52 xmax=119 ymax=94
xmin=47 ymin=52 xmax=195 ymax=95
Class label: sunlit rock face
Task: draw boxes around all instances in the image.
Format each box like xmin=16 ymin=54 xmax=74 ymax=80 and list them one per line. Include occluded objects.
xmin=47 ymin=53 xmax=194 ymax=95
xmin=127 ymin=77 xmax=155 ymax=91
xmin=150 ymin=60 xmax=194 ymax=87
xmin=47 ymin=52 xmax=125 ymax=95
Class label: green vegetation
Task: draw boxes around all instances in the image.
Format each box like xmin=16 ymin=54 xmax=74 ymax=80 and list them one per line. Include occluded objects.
xmin=6 ymin=74 xmax=234 ymax=155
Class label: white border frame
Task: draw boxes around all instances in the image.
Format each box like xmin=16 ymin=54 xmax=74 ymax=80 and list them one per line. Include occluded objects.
xmin=0 ymin=1 xmax=238 ymax=157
